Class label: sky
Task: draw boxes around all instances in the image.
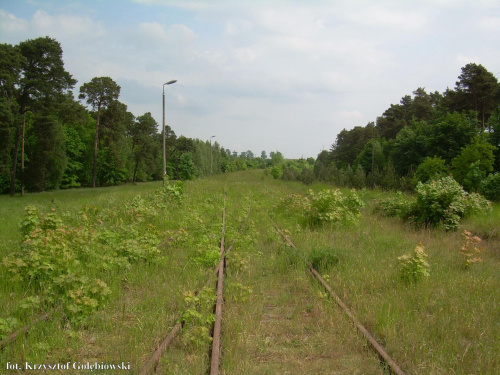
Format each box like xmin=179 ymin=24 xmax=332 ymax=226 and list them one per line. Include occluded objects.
xmin=0 ymin=0 xmax=499 ymax=159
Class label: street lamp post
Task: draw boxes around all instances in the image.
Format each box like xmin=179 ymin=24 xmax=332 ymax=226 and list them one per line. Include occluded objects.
xmin=210 ymin=135 xmax=215 ymax=176
xmin=163 ymin=80 xmax=177 ymax=186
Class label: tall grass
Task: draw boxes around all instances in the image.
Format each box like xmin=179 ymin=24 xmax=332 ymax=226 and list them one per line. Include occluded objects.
xmin=0 ymin=171 xmax=498 ymax=374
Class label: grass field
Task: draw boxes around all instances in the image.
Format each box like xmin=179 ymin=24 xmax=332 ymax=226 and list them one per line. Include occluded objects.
xmin=1 ymin=170 xmax=499 ymax=374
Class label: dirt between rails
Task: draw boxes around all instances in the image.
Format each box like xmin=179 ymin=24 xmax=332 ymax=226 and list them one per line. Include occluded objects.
xmin=221 ymin=251 xmax=387 ymax=375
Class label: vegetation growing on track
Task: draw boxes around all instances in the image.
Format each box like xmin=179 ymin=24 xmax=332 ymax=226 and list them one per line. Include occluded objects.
xmin=0 ymin=170 xmax=498 ymax=374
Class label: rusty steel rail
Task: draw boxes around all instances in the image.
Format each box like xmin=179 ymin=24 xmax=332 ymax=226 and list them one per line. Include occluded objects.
xmin=141 ymin=197 xmax=229 ymax=375
xmin=139 ymin=243 xmax=234 ymax=375
xmin=210 ymin=193 xmax=227 ymax=375
xmin=274 ymin=224 xmax=407 ymax=375
xmin=210 ymin=250 xmax=225 ymax=375
xmin=308 ymin=267 xmax=407 ymax=375
xmin=139 ymin=322 xmax=182 ymax=375
xmin=0 ymin=312 xmax=51 ymax=350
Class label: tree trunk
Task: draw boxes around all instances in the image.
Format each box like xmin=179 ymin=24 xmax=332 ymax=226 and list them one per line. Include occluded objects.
xmin=92 ymin=106 xmax=101 ymax=188
xmin=21 ymin=113 xmax=26 ymax=196
xmin=9 ymin=122 xmax=21 ymax=196
xmin=132 ymin=143 xmax=146 ymax=183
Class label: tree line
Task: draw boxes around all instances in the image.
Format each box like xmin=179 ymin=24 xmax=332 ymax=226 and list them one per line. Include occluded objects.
xmin=307 ymin=63 xmax=500 ymax=200
xmin=0 ymin=36 xmax=277 ymax=195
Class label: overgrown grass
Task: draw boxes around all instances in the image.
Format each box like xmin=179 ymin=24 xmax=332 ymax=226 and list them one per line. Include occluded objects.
xmin=281 ymin=189 xmax=500 ymax=374
xmin=1 ymin=171 xmax=498 ymax=374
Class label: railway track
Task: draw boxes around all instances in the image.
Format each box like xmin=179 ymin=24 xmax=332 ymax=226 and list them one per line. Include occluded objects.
xmin=139 ymin=205 xmax=407 ymax=375
xmin=3 ymin=192 xmax=406 ymax=374
xmin=0 ymin=313 xmax=51 ymax=350
xmin=1 ymin=194 xmax=237 ymax=374
xmin=140 ymin=194 xmax=232 ymax=375
xmin=273 ymin=223 xmax=407 ymax=375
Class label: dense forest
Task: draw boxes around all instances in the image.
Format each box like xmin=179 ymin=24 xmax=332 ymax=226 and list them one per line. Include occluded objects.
xmin=1 ymin=36 xmax=500 ymax=200
xmin=281 ymin=62 xmax=499 ymax=200
xmin=0 ymin=36 xmax=275 ymax=195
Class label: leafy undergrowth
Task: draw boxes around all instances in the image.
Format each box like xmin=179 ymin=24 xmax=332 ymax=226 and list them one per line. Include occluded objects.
xmin=0 ymin=170 xmax=499 ymax=374
xmin=375 ymin=176 xmax=491 ymax=230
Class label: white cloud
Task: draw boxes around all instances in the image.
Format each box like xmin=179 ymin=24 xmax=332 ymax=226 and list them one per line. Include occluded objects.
xmin=349 ymin=7 xmax=427 ymax=31
xmin=137 ymin=21 xmax=169 ymax=42
xmin=477 ymin=16 xmax=500 ymax=32
xmin=0 ymin=9 xmax=28 ymax=33
xmin=1 ymin=0 xmax=499 ymax=159
xmin=31 ymin=10 xmax=105 ymax=38
xmin=233 ymin=46 xmax=260 ymax=63
xmin=339 ymin=110 xmax=364 ymax=120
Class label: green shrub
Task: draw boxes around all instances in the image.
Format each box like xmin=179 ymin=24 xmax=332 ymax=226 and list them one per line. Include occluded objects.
xmin=276 ymin=189 xmax=365 ymax=227
xmin=406 ymin=176 xmax=491 ymax=230
xmin=281 ymin=167 xmax=298 ymax=181
xmin=299 ymin=168 xmax=315 ymax=185
xmin=398 ymin=243 xmax=430 ymax=284
xmin=178 ymin=152 xmax=198 ymax=180
xmin=308 ymin=248 xmax=339 ymax=271
xmin=480 ymin=172 xmax=500 ymax=201
xmin=374 ymin=191 xmax=409 ymax=217
xmin=180 ymin=288 xmax=215 ymax=349
xmin=0 ymin=317 xmax=19 ymax=340
xmin=415 ymin=156 xmax=448 ymax=183
xmin=161 ymin=180 xmax=184 ymax=203
xmin=2 ymin=187 xmax=174 ymax=325
xmin=305 ymin=189 xmax=364 ymax=227
xmin=194 ymin=247 xmax=220 ymax=268
xmin=270 ymin=164 xmax=283 ymax=179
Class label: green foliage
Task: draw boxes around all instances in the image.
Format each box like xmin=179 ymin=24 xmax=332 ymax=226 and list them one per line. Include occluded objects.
xmin=415 ymin=156 xmax=448 ymax=183
xmin=407 ymin=176 xmax=491 ymax=230
xmin=425 ymin=112 xmax=477 ymax=163
xmin=0 ymin=317 xmax=19 ymax=340
xmin=308 ymin=248 xmax=339 ymax=271
xmin=161 ymin=181 xmax=184 ymax=203
xmin=2 ymin=36 xmax=275 ymax=194
xmin=322 ymin=65 xmax=500 ymax=191
xmin=18 ymin=37 xmax=76 ymax=109
xmin=299 ymin=168 xmax=314 ymax=185
xmin=374 ymin=191 xmax=409 ymax=217
xmin=79 ymin=77 xmax=120 ymax=112
xmin=25 ymin=114 xmax=68 ymax=191
xmin=453 ymin=63 xmax=500 ymax=129
xmin=281 ymin=167 xmax=298 ymax=181
xmin=304 ymin=189 xmax=365 ymax=227
xmin=226 ymin=282 xmax=253 ymax=302
xmin=97 ymin=147 xmax=128 ymax=186
xmin=480 ymin=172 xmax=500 ymax=201
xmin=270 ymin=151 xmax=284 ymax=165
xmin=130 ymin=112 xmax=160 ymax=182
xmin=330 ymin=124 xmax=376 ymax=168
xmin=19 ymin=205 xmax=41 ymax=237
xmin=194 ymin=247 xmax=220 ymax=268
xmin=1 ymin=186 xmax=174 ymax=325
xmin=376 ymin=177 xmax=492 ymax=230
xmin=463 ymin=161 xmax=487 ymax=192
xmin=354 ymin=139 xmax=385 ymax=173
xmin=180 ymin=288 xmax=215 ymax=349
xmin=178 ymin=152 xmax=198 ymax=180
xmin=398 ymin=243 xmax=430 ymax=284
xmin=276 ymin=189 xmax=364 ymax=227
xmin=61 ymin=125 xmax=85 ymax=188
xmin=270 ymin=164 xmax=283 ymax=179
xmin=452 ymin=136 xmax=495 ymax=190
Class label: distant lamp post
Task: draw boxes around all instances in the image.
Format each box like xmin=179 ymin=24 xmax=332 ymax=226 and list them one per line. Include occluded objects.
xmin=163 ymin=80 xmax=177 ymax=186
xmin=210 ymin=135 xmax=216 ymax=176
